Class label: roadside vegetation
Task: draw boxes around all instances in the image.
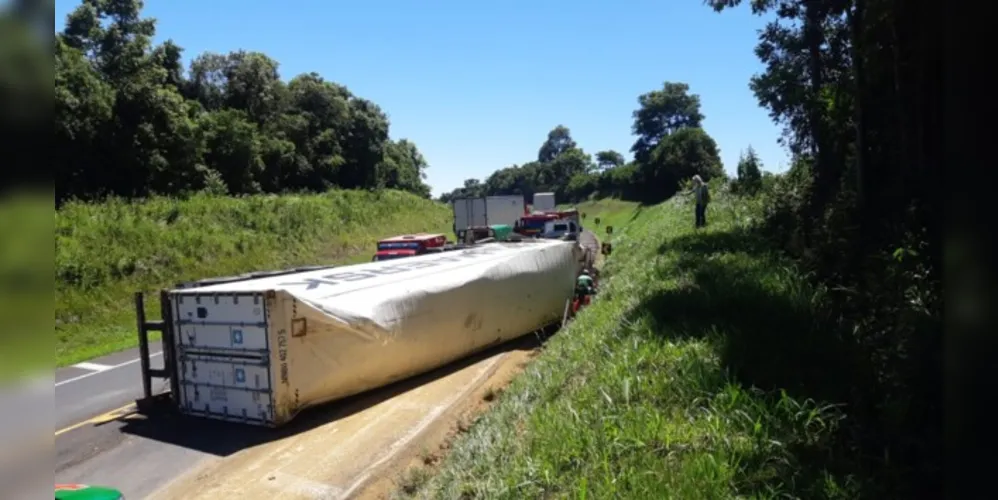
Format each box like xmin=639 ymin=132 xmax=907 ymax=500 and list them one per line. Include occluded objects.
xmin=55 ymin=190 xmax=450 ymax=366
xmin=410 ymin=0 xmax=940 ymax=495
xmin=400 ymin=188 xmax=883 ymax=499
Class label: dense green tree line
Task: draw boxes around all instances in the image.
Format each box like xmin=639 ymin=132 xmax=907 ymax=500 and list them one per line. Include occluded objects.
xmin=705 ymin=0 xmax=940 ymax=496
xmin=55 ymin=0 xmax=432 ymax=204
xmin=439 ymin=82 xmax=728 ymax=205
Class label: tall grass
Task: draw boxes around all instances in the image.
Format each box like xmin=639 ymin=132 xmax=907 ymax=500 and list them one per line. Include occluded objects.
xmin=399 ymin=192 xmax=869 ymax=499
xmin=56 ymin=189 xmax=451 ymax=366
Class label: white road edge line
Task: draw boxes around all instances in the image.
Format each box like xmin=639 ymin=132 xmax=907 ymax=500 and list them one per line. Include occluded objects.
xmin=72 ymin=362 xmax=114 ymax=372
xmin=55 ymin=352 xmax=162 ymax=388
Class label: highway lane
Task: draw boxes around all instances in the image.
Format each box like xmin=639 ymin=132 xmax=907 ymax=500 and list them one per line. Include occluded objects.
xmin=54 ymin=345 xmax=188 ymax=498
xmin=56 ymin=346 xmax=170 ymax=432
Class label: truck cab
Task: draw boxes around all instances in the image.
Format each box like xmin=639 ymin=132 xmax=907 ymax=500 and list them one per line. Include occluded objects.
xmin=372 ymin=233 xmax=447 ymax=261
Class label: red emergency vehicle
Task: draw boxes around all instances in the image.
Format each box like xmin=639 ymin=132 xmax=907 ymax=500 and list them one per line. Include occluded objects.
xmin=372 ymin=233 xmax=447 ymax=261
xmin=516 ymin=209 xmax=580 ymax=236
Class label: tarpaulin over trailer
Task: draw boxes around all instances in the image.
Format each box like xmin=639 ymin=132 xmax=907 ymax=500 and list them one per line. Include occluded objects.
xmin=168 ymin=239 xmax=582 ymax=427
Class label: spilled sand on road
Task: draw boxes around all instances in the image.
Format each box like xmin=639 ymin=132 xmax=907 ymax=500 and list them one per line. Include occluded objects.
xmin=357 ymin=346 xmax=541 ymax=500
xmin=146 ymin=337 xmax=543 ymax=500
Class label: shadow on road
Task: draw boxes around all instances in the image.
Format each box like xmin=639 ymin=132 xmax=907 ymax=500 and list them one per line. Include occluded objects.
xmin=109 ymin=325 xmax=559 ymax=457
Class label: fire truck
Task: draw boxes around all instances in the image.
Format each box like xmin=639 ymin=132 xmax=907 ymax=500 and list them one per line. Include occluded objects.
xmin=372 ymin=233 xmax=448 ymax=261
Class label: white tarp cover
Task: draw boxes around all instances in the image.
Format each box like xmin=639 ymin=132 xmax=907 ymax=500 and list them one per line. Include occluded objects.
xmin=173 ymin=239 xmax=582 ymax=426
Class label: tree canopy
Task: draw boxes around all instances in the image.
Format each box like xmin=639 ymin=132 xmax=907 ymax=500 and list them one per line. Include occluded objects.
xmin=55 ymin=0 xmax=432 ymax=204
xmin=440 ymin=82 xmax=724 ymax=205
xmin=734 ymin=145 xmax=763 ymax=195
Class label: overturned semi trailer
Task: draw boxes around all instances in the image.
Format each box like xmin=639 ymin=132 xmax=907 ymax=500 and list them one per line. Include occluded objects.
xmin=134 ymin=239 xmax=583 ymax=427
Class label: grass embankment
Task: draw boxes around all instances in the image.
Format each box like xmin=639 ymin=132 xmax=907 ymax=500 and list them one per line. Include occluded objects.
xmin=401 ymin=193 xmax=862 ymax=499
xmin=56 ymin=190 xmax=451 ymax=367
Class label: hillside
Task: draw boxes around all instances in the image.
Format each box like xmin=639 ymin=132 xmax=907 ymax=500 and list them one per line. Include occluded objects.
xmin=55 ymin=190 xmax=451 ymax=367
xmin=397 ymin=192 xmax=877 ymax=499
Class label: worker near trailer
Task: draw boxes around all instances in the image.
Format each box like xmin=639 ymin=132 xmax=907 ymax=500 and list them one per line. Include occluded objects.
xmin=576 ymin=269 xmax=596 ymax=297
xmin=692 ymin=175 xmax=710 ymax=228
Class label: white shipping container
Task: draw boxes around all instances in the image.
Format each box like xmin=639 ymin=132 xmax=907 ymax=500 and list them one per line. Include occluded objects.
xmin=167 ymin=239 xmax=582 ymax=427
xmin=533 ymin=192 xmax=556 ymax=212
xmin=452 ymin=198 xmax=487 ymax=233
xmin=484 ymin=195 xmax=525 ymax=227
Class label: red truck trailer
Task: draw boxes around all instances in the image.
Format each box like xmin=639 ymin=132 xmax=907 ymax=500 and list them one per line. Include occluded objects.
xmin=372 ymin=233 xmax=448 ymax=261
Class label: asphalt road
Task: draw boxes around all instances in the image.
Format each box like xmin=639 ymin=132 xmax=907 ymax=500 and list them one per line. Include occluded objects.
xmin=55 ymin=346 xmax=169 ymax=431
xmin=579 ymin=229 xmax=600 ymax=264
xmin=54 ymin=345 xmax=200 ymax=499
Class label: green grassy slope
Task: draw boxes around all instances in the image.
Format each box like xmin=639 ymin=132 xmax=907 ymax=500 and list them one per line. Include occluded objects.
xmin=56 ymin=190 xmax=451 ymax=366
xmin=401 ymin=192 xmax=860 ymax=499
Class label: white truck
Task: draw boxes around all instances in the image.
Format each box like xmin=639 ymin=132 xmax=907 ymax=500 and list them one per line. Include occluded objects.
xmin=452 ymin=195 xmax=525 ymax=234
xmin=540 ymin=219 xmax=581 ymax=240
xmin=532 ymin=192 xmax=556 ymax=212
xmin=132 ymin=239 xmax=582 ymax=427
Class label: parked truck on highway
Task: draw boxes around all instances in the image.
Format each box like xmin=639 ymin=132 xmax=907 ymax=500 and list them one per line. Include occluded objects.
xmin=531 ymin=192 xmax=556 ymax=212
xmin=451 ymin=195 xmax=526 ymax=237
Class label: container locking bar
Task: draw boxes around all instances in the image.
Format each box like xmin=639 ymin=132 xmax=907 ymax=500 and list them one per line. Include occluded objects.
xmin=134 ymin=290 xmax=180 ymax=413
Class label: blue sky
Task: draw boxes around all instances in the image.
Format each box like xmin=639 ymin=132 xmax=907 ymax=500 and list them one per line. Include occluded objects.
xmin=56 ymin=0 xmax=788 ymax=196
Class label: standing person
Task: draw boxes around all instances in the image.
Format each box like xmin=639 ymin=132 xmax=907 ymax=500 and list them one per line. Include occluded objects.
xmin=692 ymin=175 xmax=709 ymax=228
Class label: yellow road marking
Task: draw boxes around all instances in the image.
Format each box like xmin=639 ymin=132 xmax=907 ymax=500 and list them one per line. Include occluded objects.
xmin=54 ymin=402 xmax=139 ymax=437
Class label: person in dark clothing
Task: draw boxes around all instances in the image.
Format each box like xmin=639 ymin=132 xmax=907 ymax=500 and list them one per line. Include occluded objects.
xmin=691 ymin=175 xmax=709 ymax=228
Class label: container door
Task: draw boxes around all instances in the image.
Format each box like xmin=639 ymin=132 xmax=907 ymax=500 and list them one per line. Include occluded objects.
xmin=173 ymin=293 xmax=268 ymax=353
xmin=170 ymin=291 xmax=275 ymax=426
xmin=486 ymin=196 xmax=520 ymax=227
xmin=176 ymin=353 xmax=274 ymax=425
xmin=471 ymin=198 xmax=487 ymax=227
xmin=452 ymin=200 xmax=469 ymax=233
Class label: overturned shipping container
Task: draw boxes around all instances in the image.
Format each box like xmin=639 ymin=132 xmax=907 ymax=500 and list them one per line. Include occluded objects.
xmin=163 ymin=239 xmax=581 ymax=427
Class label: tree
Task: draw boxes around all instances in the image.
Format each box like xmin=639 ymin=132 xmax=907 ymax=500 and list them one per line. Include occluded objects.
xmin=639 ymin=127 xmax=723 ymax=202
xmin=706 ymin=1 xmax=942 ymax=496
xmin=735 ymin=145 xmax=763 ymax=195
xmin=55 ymin=37 xmax=114 ymax=201
xmin=54 ymin=0 xmax=434 ymax=203
xmin=595 ymin=150 xmax=625 ymax=170
xmin=537 ymin=125 xmax=577 ymax=163
xmin=630 ymin=82 xmax=704 ymax=164
xmin=547 ymin=147 xmax=594 ymax=200
xmin=200 ymin=109 xmax=264 ymax=194
xmin=380 ymin=139 xmax=432 ymax=198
